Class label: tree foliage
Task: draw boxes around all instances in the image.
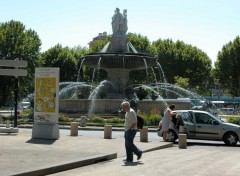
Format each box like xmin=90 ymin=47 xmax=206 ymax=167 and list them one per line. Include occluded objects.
xmin=174 ymin=76 xmax=189 ymax=89
xmin=0 ymin=20 xmax=41 ymax=106
xmin=151 ymin=39 xmax=212 ymax=94
xmin=214 ymin=36 xmax=240 ymax=96
xmin=127 ymin=33 xmax=152 ymax=84
xmin=128 ymin=33 xmax=151 ymax=53
xmin=40 ymin=44 xmax=88 ymax=82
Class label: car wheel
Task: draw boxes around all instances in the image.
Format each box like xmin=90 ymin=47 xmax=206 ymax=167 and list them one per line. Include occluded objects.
xmin=223 ymin=132 xmax=238 ymax=146
xmin=167 ymin=130 xmax=177 ymax=142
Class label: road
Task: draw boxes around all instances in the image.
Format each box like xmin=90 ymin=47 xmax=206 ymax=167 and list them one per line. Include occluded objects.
xmin=19 ymin=127 xmax=239 ymax=146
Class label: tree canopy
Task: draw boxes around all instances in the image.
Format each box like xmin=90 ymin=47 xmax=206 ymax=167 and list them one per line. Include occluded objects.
xmin=152 ymin=39 xmax=212 ymax=94
xmin=0 ymin=20 xmax=41 ymax=106
xmin=40 ymin=44 xmax=88 ymax=82
xmin=2 ymin=19 xmax=239 ymax=105
xmin=214 ymin=36 xmax=240 ymax=97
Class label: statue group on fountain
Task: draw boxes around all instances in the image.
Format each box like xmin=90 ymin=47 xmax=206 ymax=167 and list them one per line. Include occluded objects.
xmin=112 ymin=8 xmax=128 ymax=35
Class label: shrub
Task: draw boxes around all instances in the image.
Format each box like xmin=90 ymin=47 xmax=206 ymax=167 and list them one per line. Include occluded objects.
xmin=59 ymin=114 xmax=70 ymax=122
xmin=137 ymin=109 xmax=162 ymax=126
xmin=89 ymin=117 xmax=105 ymax=123
xmin=228 ymin=116 xmax=240 ymax=125
xmin=107 ymin=117 xmax=125 ymax=124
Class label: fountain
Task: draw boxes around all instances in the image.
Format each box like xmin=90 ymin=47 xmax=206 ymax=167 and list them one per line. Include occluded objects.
xmin=59 ymin=8 xmax=198 ymax=115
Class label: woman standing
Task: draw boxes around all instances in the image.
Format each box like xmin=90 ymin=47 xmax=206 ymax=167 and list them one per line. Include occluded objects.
xmin=162 ymin=104 xmax=175 ymax=142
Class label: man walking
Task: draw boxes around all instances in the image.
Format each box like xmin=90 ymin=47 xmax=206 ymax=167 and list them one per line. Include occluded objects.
xmin=121 ymin=101 xmax=142 ymax=162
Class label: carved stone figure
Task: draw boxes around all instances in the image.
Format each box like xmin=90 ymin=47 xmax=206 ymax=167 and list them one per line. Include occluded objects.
xmin=112 ymin=8 xmax=128 ymax=35
xmin=120 ymin=9 xmax=128 ymax=34
xmin=111 ymin=8 xmax=129 ymax=52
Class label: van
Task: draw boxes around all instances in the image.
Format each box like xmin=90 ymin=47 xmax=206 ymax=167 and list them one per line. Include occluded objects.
xmin=220 ymin=108 xmax=234 ymax=115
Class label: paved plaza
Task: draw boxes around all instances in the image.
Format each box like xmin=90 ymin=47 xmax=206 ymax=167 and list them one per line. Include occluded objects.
xmin=0 ymin=127 xmax=239 ymax=176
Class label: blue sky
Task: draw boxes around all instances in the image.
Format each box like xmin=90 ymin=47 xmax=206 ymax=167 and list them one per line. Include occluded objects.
xmin=1 ymin=0 xmax=239 ymax=66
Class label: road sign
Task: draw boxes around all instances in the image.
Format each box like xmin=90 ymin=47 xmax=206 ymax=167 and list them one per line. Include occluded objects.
xmin=0 ymin=69 xmax=27 ymax=76
xmin=0 ymin=60 xmax=28 ymax=67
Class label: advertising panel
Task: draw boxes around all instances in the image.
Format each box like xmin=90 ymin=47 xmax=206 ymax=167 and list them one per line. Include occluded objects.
xmin=34 ymin=68 xmax=59 ymax=123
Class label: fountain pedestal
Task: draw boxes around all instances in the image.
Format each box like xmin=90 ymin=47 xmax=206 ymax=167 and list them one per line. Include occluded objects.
xmin=110 ymin=35 xmax=129 ymax=52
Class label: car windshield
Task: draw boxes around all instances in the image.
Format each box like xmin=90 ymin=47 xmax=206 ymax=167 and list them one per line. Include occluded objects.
xmin=208 ymin=112 xmax=226 ymax=123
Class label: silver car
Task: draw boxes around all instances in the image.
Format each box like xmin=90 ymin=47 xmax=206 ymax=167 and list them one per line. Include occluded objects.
xmin=157 ymin=110 xmax=240 ymax=146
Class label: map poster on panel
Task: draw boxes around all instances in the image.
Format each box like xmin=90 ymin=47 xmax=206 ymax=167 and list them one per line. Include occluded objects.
xmin=34 ymin=68 xmax=59 ymax=124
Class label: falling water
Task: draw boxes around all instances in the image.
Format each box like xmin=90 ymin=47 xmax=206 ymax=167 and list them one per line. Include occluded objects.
xmin=143 ymin=58 xmax=149 ymax=83
xmin=151 ymin=67 xmax=159 ymax=93
xmin=59 ymin=82 xmax=94 ymax=99
xmin=148 ymin=82 xmax=201 ymax=99
xmin=87 ymin=80 xmax=117 ymax=117
xmin=128 ymin=42 xmax=138 ymax=53
xmin=100 ymin=42 xmax=110 ymax=53
xmin=88 ymin=57 xmax=102 ymax=118
xmin=77 ymin=58 xmax=85 ymax=82
xmin=91 ymin=57 xmax=102 ymax=84
xmin=156 ymin=61 xmax=167 ymax=83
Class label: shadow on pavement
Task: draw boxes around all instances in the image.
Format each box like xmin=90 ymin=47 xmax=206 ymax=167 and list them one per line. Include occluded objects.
xmin=174 ymin=141 xmax=240 ymax=147
xmin=123 ymin=161 xmax=144 ymax=166
xmin=26 ymin=138 xmax=57 ymax=145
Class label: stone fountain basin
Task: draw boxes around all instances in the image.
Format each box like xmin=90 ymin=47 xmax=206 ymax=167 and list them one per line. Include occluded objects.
xmin=83 ymin=53 xmax=156 ymax=70
xmin=59 ymin=99 xmax=192 ymax=114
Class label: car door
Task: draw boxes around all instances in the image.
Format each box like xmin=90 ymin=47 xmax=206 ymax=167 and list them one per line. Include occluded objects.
xmin=193 ymin=112 xmax=221 ymax=140
xmin=181 ymin=111 xmax=196 ymax=138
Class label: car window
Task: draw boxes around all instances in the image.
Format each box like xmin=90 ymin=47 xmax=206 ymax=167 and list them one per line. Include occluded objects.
xmin=181 ymin=112 xmax=193 ymax=123
xmin=195 ymin=113 xmax=213 ymax=124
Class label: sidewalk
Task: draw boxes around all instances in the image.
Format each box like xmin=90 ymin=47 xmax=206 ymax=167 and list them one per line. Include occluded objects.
xmin=0 ymin=127 xmax=172 ymax=176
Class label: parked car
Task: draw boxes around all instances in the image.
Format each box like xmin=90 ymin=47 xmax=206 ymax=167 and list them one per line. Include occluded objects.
xmin=157 ymin=110 xmax=240 ymax=146
xmin=220 ymin=108 xmax=235 ymax=115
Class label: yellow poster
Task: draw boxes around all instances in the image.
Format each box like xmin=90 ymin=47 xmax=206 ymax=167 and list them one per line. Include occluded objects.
xmin=35 ymin=77 xmax=56 ymax=112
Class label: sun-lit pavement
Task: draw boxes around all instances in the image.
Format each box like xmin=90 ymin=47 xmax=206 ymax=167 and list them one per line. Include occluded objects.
xmin=50 ymin=142 xmax=240 ymax=176
xmin=1 ymin=127 xmax=240 ymax=176
xmin=0 ymin=127 xmax=172 ymax=176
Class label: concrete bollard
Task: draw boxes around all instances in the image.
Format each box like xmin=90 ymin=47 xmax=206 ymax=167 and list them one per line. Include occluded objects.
xmin=80 ymin=116 xmax=87 ymax=127
xmin=104 ymin=125 xmax=112 ymax=139
xmin=179 ymin=125 xmax=186 ymax=133
xmin=70 ymin=122 xmax=79 ymax=136
xmin=178 ymin=134 xmax=187 ymax=149
xmin=140 ymin=127 xmax=148 ymax=142
xmin=6 ymin=121 xmax=10 ymax=128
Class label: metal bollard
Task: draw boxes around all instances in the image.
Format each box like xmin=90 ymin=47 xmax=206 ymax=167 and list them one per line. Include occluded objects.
xmin=140 ymin=127 xmax=148 ymax=142
xmin=80 ymin=116 xmax=87 ymax=127
xmin=70 ymin=122 xmax=79 ymax=136
xmin=104 ymin=125 xmax=112 ymax=139
xmin=178 ymin=134 xmax=187 ymax=149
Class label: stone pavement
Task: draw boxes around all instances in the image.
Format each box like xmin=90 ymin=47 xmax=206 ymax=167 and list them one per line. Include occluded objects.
xmin=50 ymin=143 xmax=240 ymax=176
xmin=0 ymin=127 xmax=172 ymax=176
xmin=1 ymin=127 xmax=240 ymax=176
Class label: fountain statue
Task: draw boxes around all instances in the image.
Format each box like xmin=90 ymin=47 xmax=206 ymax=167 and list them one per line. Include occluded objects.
xmin=83 ymin=8 xmax=156 ymax=100
xmin=59 ymin=8 xmax=198 ymax=115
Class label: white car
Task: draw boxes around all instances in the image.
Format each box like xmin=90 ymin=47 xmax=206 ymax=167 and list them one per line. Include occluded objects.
xmin=157 ymin=110 xmax=240 ymax=146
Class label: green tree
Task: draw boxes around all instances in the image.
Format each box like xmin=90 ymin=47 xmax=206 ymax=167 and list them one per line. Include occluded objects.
xmin=174 ymin=76 xmax=189 ymax=89
xmin=0 ymin=20 xmax=41 ymax=106
xmin=86 ymin=39 xmax=109 ymax=82
xmin=214 ymin=36 xmax=240 ymax=97
xmin=128 ymin=33 xmax=151 ymax=53
xmin=127 ymin=33 xmax=152 ymax=84
xmin=40 ymin=44 xmax=80 ymax=82
xmin=152 ymin=39 xmax=212 ymax=94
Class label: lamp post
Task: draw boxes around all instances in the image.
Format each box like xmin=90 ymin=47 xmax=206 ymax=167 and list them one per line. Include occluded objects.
xmin=238 ymin=76 xmax=240 ymax=97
